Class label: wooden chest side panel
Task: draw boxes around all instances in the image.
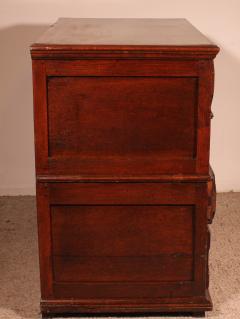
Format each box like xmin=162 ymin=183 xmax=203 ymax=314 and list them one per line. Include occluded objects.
xmin=35 ymin=182 xmax=208 ymax=300
xmin=31 ymin=18 xmax=219 ymax=315
xmin=32 ymin=59 xmax=215 ymax=177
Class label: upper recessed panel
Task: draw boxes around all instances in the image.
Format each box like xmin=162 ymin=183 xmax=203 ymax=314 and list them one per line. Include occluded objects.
xmin=48 ymin=76 xmax=197 ymax=159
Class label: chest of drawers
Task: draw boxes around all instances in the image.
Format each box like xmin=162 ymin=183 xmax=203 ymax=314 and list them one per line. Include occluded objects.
xmin=31 ymin=18 xmax=219 ymax=317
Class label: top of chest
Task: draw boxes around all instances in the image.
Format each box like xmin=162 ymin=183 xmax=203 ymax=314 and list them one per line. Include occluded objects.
xmin=31 ymin=18 xmax=219 ymax=59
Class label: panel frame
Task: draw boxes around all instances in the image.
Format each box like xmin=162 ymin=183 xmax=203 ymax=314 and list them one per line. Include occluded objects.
xmin=36 ymin=181 xmax=208 ymax=301
xmin=32 ymin=59 xmax=214 ymax=179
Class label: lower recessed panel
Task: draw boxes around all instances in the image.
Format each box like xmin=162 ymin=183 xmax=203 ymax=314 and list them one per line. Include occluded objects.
xmin=51 ymin=204 xmax=194 ymax=298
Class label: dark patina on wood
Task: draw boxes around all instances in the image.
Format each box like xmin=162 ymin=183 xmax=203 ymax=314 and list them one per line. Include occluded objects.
xmin=31 ymin=18 xmax=219 ymax=317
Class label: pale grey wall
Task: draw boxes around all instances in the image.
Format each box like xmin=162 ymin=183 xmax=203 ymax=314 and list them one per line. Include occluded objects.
xmin=0 ymin=0 xmax=239 ymax=194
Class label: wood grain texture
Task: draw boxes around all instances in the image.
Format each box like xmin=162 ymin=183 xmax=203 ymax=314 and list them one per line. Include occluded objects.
xmin=34 ymin=18 xmax=214 ymax=46
xmin=31 ymin=18 xmax=219 ymax=316
xmin=48 ymin=76 xmax=197 ymax=158
xmin=31 ymin=18 xmax=219 ymax=60
xmin=51 ymin=205 xmax=193 ymax=256
xmin=33 ymin=58 xmax=214 ymax=177
xmin=48 ymin=182 xmax=201 ymax=205
xmin=53 ymin=255 xmax=193 ymax=283
xmin=40 ymin=294 xmax=212 ymax=314
xmin=36 ymin=182 xmax=208 ymax=302
xmin=207 ymin=167 xmax=216 ymax=224
xmin=35 ymin=183 xmax=53 ymax=299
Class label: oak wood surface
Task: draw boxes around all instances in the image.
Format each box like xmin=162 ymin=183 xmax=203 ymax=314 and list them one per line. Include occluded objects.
xmin=41 ymin=294 xmax=212 ymax=314
xmin=37 ymin=181 xmax=208 ymax=301
xmin=33 ymin=18 xmax=213 ymax=46
xmin=48 ymin=76 xmax=197 ymax=157
xmin=31 ymin=18 xmax=219 ymax=316
xmin=31 ymin=19 xmax=219 ymax=60
xmin=32 ymin=58 xmax=214 ymax=177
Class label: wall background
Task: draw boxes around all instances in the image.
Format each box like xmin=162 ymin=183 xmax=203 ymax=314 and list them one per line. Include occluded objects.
xmin=0 ymin=0 xmax=239 ymax=195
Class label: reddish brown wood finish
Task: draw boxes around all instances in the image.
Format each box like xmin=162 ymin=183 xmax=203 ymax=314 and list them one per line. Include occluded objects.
xmin=48 ymin=76 xmax=197 ymax=158
xmin=37 ymin=181 xmax=210 ymax=309
xmin=31 ymin=18 xmax=219 ymax=316
xmin=32 ymin=58 xmax=215 ymax=178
